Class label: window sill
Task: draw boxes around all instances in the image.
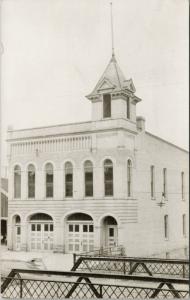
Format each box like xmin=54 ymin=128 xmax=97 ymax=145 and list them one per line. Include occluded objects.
xmin=151 ymin=197 xmax=156 ymax=201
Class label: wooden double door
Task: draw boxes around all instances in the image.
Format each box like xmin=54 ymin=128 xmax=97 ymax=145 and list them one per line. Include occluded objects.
xmin=66 ymin=222 xmax=94 ymax=253
xmin=29 ymin=222 xmax=54 ymax=251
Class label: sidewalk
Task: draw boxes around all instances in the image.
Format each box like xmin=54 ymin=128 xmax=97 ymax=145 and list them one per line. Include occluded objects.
xmin=1 ymin=245 xmax=73 ymax=277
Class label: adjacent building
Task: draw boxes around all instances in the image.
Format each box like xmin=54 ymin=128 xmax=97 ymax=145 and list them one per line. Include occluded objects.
xmin=1 ymin=177 xmax=8 ymax=243
xmin=7 ymin=53 xmax=188 ymax=257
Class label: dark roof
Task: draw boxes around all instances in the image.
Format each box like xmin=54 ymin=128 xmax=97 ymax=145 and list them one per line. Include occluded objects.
xmin=87 ymin=54 xmax=136 ymax=97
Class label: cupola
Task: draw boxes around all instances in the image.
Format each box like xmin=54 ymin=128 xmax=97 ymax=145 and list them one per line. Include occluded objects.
xmin=86 ymin=54 xmax=141 ymax=122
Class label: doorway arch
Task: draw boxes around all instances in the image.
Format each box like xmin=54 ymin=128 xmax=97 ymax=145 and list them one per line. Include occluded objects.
xmin=28 ymin=213 xmax=54 ymax=251
xmin=101 ymin=216 xmax=118 ymax=248
xmin=65 ymin=212 xmax=94 ymax=253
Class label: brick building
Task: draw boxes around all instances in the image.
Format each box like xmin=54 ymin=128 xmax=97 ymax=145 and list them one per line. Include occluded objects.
xmin=7 ymin=53 xmax=188 ymax=257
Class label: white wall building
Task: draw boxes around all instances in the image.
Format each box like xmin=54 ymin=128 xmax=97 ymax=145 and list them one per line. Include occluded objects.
xmin=7 ymin=53 xmax=188 ymax=257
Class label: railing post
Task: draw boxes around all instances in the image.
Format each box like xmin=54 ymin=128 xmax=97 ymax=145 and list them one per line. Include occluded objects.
xmin=20 ymin=278 xmax=23 ymax=299
xmin=123 ymin=261 xmax=126 ymax=275
xmin=99 ymin=284 xmax=103 ymax=298
xmin=73 ymin=253 xmax=76 ymax=266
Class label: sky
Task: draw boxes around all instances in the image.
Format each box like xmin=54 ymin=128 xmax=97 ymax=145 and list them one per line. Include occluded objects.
xmin=0 ymin=0 xmax=189 ymax=176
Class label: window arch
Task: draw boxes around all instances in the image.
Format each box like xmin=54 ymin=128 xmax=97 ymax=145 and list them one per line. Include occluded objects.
xmin=65 ymin=162 xmax=73 ymax=197
xmin=14 ymin=165 xmax=21 ymax=198
xmin=104 ymin=159 xmax=113 ymax=196
xmin=28 ymin=164 xmax=35 ymax=198
xmin=127 ymin=160 xmax=132 ymax=197
xmin=84 ymin=160 xmax=93 ymax=197
xmin=45 ymin=163 xmax=54 ymax=198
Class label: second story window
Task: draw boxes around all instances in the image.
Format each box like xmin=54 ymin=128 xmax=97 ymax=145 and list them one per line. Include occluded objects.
xmin=181 ymin=172 xmax=185 ymax=200
xmin=14 ymin=165 xmax=21 ymax=199
xmin=104 ymin=159 xmax=113 ymax=196
xmin=84 ymin=160 xmax=93 ymax=197
xmin=163 ymin=168 xmax=167 ymax=199
xmin=65 ymin=162 xmax=73 ymax=197
xmin=150 ymin=165 xmax=155 ymax=198
xmin=28 ymin=164 xmax=35 ymax=198
xmin=45 ymin=163 xmax=53 ymax=198
xmin=127 ymin=160 xmax=132 ymax=197
xmin=103 ymin=94 xmax=111 ymax=118
xmin=126 ymin=97 xmax=130 ymax=119
xmin=164 ymin=214 xmax=169 ymax=239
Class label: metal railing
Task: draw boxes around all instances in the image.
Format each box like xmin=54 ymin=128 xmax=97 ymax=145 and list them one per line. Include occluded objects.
xmin=1 ymin=268 xmax=189 ymax=299
xmin=71 ymin=256 xmax=189 ymax=278
xmin=2 ymin=276 xmax=189 ymax=299
xmin=73 ymin=245 xmax=125 ymax=264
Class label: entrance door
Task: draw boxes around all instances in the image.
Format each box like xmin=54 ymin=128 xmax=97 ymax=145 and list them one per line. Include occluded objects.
xmin=15 ymin=225 xmax=21 ymax=250
xmin=107 ymin=225 xmax=118 ymax=247
xmin=30 ymin=223 xmax=53 ymax=251
xmin=67 ymin=223 xmax=94 ymax=253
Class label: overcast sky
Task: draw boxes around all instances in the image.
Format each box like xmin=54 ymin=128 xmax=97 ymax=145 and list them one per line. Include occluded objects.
xmin=1 ymin=0 xmax=189 ymax=175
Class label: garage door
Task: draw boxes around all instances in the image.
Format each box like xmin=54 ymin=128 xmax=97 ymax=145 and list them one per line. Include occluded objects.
xmin=67 ymin=222 xmax=94 ymax=253
xmin=30 ymin=223 xmax=54 ymax=251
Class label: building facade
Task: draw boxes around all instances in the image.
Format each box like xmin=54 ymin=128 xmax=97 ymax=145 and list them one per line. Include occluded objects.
xmin=7 ymin=54 xmax=189 ymax=257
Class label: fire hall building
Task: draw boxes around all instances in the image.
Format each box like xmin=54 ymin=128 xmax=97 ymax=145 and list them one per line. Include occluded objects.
xmin=7 ymin=53 xmax=188 ymax=257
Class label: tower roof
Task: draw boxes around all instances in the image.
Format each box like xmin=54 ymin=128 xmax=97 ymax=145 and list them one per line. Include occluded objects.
xmin=87 ymin=54 xmax=136 ymax=99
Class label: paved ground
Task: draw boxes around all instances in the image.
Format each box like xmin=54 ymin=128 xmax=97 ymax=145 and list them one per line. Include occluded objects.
xmin=1 ymin=246 xmax=188 ymax=292
xmin=1 ymin=245 xmax=73 ymax=277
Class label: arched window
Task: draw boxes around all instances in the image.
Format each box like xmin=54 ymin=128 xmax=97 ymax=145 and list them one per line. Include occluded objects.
xmin=65 ymin=162 xmax=73 ymax=197
xmin=45 ymin=163 xmax=53 ymax=198
xmin=15 ymin=215 xmax=21 ymax=224
xmin=127 ymin=160 xmax=132 ymax=197
xmin=84 ymin=160 xmax=93 ymax=197
xmin=28 ymin=164 xmax=35 ymax=198
xmin=14 ymin=165 xmax=21 ymax=198
xmin=104 ymin=159 xmax=113 ymax=196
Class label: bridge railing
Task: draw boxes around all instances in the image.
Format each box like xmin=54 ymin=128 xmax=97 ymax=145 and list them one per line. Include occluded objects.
xmin=73 ymin=245 xmax=125 ymax=264
xmin=1 ymin=268 xmax=189 ymax=299
xmin=71 ymin=256 xmax=189 ymax=278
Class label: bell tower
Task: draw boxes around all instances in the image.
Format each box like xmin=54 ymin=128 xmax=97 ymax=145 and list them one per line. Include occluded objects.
xmin=86 ymin=3 xmax=141 ymax=123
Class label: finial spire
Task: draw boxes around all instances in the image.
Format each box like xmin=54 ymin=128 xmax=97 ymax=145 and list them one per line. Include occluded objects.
xmin=110 ymin=2 xmax=115 ymax=58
